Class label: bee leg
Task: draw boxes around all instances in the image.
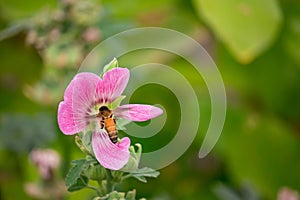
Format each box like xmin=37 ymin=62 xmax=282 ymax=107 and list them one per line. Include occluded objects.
xmin=100 ymin=120 xmax=105 ymax=129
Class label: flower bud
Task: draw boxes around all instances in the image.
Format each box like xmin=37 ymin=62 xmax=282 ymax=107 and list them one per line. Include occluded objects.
xmin=85 ymin=163 xmax=106 ymax=180
xmin=120 ymin=144 xmax=142 ymax=172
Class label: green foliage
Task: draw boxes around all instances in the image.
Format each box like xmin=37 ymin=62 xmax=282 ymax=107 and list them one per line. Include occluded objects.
xmin=282 ymin=2 xmax=300 ymax=66
xmin=67 ymin=176 xmax=89 ymax=192
xmin=219 ymin=111 xmax=300 ymax=199
xmin=96 ymin=189 xmax=140 ymax=200
xmin=65 ymin=159 xmax=89 ymax=189
xmin=102 ymin=57 xmax=119 ymax=76
xmin=121 ymin=144 xmax=142 ymax=171
xmin=129 ymin=167 xmax=160 ymax=183
xmin=193 ymin=0 xmax=282 ymax=63
xmin=0 ymin=113 xmax=55 ymax=152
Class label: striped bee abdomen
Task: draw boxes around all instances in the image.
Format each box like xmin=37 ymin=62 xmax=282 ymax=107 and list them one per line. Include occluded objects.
xmin=103 ymin=118 xmax=118 ymax=144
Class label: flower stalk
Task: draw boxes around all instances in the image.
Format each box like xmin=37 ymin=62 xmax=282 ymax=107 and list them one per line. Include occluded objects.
xmin=105 ymin=169 xmax=114 ymax=193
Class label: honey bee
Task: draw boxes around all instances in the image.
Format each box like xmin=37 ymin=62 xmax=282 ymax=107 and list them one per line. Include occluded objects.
xmin=98 ymin=106 xmax=118 ymax=143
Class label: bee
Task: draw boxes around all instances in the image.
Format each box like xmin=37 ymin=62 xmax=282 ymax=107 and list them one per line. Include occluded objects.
xmin=98 ymin=106 xmax=118 ymax=143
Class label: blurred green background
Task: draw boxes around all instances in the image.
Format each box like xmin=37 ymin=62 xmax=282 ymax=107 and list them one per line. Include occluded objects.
xmin=1 ymin=0 xmax=300 ymax=199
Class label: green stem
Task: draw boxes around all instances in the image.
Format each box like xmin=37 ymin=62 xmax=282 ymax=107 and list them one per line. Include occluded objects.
xmin=80 ymin=177 xmax=102 ymax=196
xmin=0 ymin=22 xmax=28 ymax=41
xmin=97 ymin=179 xmax=106 ymax=196
xmin=105 ymin=169 xmax=114 ymax=193
xmin=86 ymin=185 xmax=102 ymax=197
xmin=121 ymin=174 xmax=132 ymax=181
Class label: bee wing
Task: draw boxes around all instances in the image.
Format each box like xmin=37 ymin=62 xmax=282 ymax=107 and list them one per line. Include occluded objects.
xmin=82 ymin=114 xmax=102 ymax=130
xmin=86 ymin=114 xmax=100 ymax=119
xmin=115 ymin=118 xmax=131 ymax=130
xmin=113 ymin=107 xmax=131 ymax=130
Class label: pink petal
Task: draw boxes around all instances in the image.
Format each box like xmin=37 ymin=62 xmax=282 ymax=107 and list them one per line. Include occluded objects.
xmin=58 ymin=72 xmax=100 ymax=135
xmin=114 ymin=104 xmax=163 ymax=122
xmin=58 ymin=102 xmax=80 ymax=135
xmin=96 ymin=68 xmax=129 ymax=103
xmin=92 ymin=128 xmax=130 ymax=170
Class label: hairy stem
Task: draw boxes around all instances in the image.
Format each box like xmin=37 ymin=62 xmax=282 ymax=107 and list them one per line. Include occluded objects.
xmin=105 ymin=169 xmax=114 ymax=193
xmin=80 ymin=177 xmax=102 ymax=196
xmin=121 ymin=174 xmax=132 ymax=181
xmin=97 ymin=179 xmax=106 ymax=196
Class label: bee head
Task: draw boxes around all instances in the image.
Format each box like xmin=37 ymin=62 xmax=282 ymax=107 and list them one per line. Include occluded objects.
xmin=99 ymin=106 xmax=111 ymax=117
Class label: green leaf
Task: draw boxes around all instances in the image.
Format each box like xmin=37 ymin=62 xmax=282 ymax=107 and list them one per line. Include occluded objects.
xmin=193 ymin=0 xmax=282 ymax=63
xmin=67 ymin=176 xmax=89 ymax=192
xmin=0 ymin=0 xmax=57 ymax=20
xmin=108 ymin=95 xmax=126 ymax=110
xmin=283 ymin=14 xmax=300 ymax=66
xmin=102 ymin=57 xmax=118 ymax=76
xmin=129 ymin=167 xmax=160 ymax=183
xmin=71 ymin=158 xmax=87 ymax=166
xmin=0 ymin=113 xmax=55 ymax=153
xmin=131 ymin=167 xmax=160 ymax=178
xmin=65 ymin=159 xmax=88 ymax=188
xmin=132 ymin=176 xmax=147 ymax=183
xmin=218 ymin=111 xmax=300 ymax=199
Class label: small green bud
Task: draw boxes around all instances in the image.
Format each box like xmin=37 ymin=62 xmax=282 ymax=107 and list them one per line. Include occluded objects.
xmin=102 ymin=58 xmax=119 ymax=74
xmin=85 ymin=163 xmax=106 ymax=180
xmin=121 ymin=144 xmax=142 ymax=172
xmin=125 ymin=190 xmax=136 ymax=200
xmin=75 ymin=136 xmax=90 ymax=154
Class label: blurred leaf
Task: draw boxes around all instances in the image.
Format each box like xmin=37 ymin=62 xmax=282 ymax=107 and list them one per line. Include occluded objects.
xmin=44 ymin=43 xmax=83 ymax=69
xmin=101 ymin=0 xmax=173 ymax=20
xmin=0 ymin=35 xmax=42 ymax=89
xmin=0 ymin=113 xmax=55 ymax=153
xmin=193 ymin=0 xmax=282 ymax=63
xmin=218 ymin=110 xmax=300 ymax=199
xmin=282 ymin=2 xmax=300 ymax=66
xmin=66 ymin=159 xmax=88 ymax=188
xmin=213 ymin=183 xmax=260 ymax=200
xmin=0 ymin=0 xmax=57 ymax=20
xmin=213 ymin=184 xmax=241 ymax=200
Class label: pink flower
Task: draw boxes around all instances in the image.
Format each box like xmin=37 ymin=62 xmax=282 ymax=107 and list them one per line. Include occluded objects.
xmin=30 ymin=149 xmax=60 ymax=180
xmin=57 ymin=68 xmax=163 ymax=170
